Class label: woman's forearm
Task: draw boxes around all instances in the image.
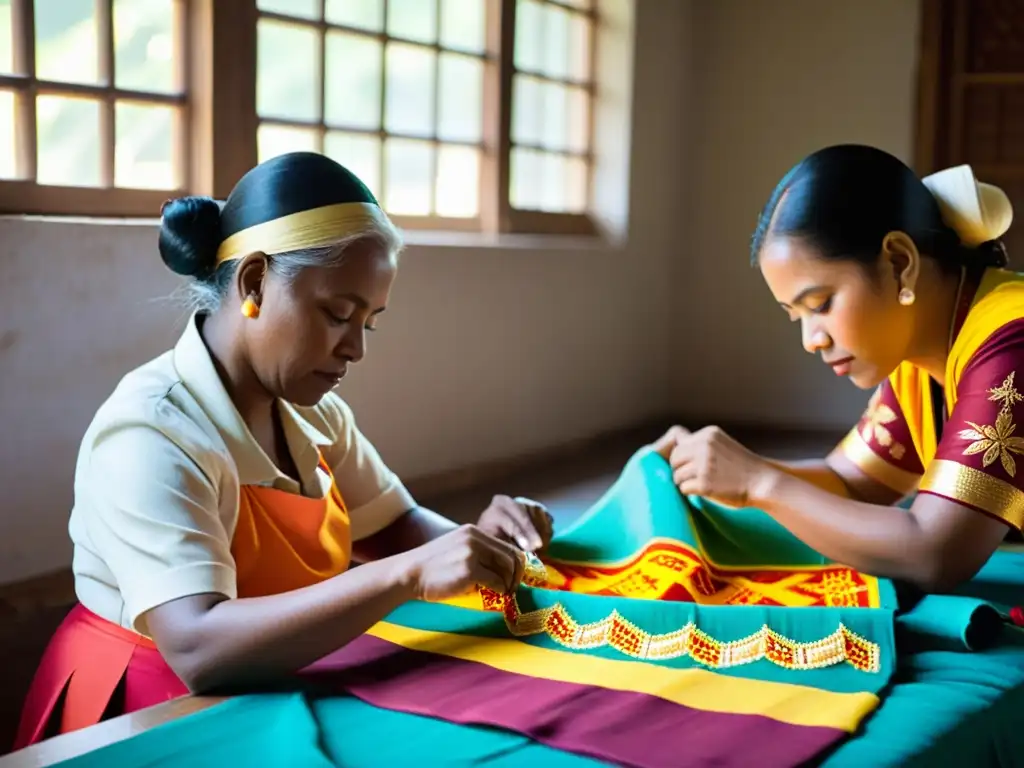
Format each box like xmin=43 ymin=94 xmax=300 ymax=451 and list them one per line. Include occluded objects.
xmin=149 ymin=555 xmax=417 ymax=693
xmin=769 ymin=459 xmax=853 ymax=498
xmin=352 ymin=507 xmax=457 ymax=562
xmin=751 ymin=468 xmax=930 ymax=582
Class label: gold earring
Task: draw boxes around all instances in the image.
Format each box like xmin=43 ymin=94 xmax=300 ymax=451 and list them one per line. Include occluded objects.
xmin=241 ymin=295 xmax=260 ymax=319
xmin=898 ymin=288 xmax=915 ymax=306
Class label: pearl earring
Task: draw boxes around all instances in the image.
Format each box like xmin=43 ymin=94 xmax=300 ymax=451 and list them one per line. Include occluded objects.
xmin=898 ymin=288 xmax=915 ymax=306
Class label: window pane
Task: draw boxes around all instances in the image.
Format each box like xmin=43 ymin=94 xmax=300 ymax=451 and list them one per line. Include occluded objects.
xmin=511 ymin=74 xmax=542 ymax=146
xmin=569 ymin=14 xmax=591 ymax=81
xmin=541 ymin=81 xmax=567 ymax=151
xmin=440 ymin=0 xmax=484 ymax=54
xmin=384 ymin=138 xmax=432 ymax=215
xmin=114 ymin=0 xmax=176 ymax=94
xmin=567 ymin=86 xmax=589 ymax=153
xmin=387 ymin=0 xmax=437 ymax=44
xmin=115 ymin=101 xmax=176 ymax=189
xmin=514 ymin=0 xmax=543 ymax=73
xmin=566 ymin=155 xmax=588 ymax=213
xmin=324 ymin=131 xmax=380 ymax=199
xmin=0 ymin=89 xmax=15 ymax=178
xmin=437 ymin=53 xmax=482 ymax=143
xmin=385 ymin=43 xmax=435 ymax=136
xmin=435 ymin=144 xmax=478 ymax=217
xmin=541 ymin=3 xmax=570 ymax=80
xmin=257 ymin=20 xmax=319 ymax=121
xmin=510 ymin=148 xmax=585 ymax=213
xmin=539 ymin=152 xmax=566 ymax=212
xmin=509 ymin=146 xmax=541 ymax=210
xmin=35 ymin=0 xmax=98 ymax=85
xmin=258 ymin=0 xmax=319 ymax=21
xmin=258 ymin=123 xmax=318 ymax=162
xmin=36 ymin=95 xmax=101 ymax=187
xmin=0 ymin=0 xmax=13 ymax=75
xmin=325 ymin=0 xmax=383 ymax=31
xmin=325 ymin=32 xmax=381 ymax=130
xmin=561 ymin=0 xmax=592 ymax=8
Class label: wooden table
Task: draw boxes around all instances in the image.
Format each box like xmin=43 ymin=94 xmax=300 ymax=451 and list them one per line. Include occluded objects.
xmin=0 ymin=697 xmax=222 ymax=768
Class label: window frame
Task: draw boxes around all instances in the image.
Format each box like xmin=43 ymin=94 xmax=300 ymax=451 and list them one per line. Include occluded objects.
xmin=0 ymin=0 xmax=599 ymax=237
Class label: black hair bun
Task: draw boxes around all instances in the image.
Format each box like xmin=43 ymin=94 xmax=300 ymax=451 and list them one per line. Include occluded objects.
xmin=976 ymin=240 xmax=1010 ymax=269
xmin=158 ymin=196 xmax=224 ymax=278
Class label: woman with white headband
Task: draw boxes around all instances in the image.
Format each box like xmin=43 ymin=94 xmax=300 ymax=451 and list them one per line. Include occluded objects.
xmin=656 ymin=144 xmax=1018 ymax=593
xmin=15 ymin=151 xmax=552 ymax=747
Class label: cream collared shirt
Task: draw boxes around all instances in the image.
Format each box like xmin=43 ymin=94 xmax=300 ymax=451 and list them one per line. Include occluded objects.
xmin=68 ymin=315 xmax=415 ymax=633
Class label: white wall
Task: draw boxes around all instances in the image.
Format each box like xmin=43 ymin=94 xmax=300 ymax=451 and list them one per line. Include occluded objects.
xmin=0 ymin=0 xmax=924 ymax=585
xmin=673 ymin=0 xmax=922 ymax=428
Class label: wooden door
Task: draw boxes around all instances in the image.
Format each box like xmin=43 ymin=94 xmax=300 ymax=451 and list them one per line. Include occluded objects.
xmin=916 ymin=0 xmax=1024 ymax=265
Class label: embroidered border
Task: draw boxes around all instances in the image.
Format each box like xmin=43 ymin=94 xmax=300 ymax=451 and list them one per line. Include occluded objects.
xmin=920 ymin=458 xmax=1024 ymax=529
xmin=479 ymin=589 xmax=882 ymax=674
xmin=837 ymin=429 xmax=922 ymax=494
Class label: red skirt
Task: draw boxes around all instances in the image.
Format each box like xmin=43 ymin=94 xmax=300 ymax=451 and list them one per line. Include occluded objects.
xmin=15 ymin=603 xmax=189 ymax=749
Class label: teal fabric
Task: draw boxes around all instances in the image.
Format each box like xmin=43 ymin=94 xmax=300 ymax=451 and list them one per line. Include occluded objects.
xmin=53 ymin=694 xmax=610 ymax=768
xmin=896 ymin=594 xmax=1003 ymax=651
xmin=49 ymin=453 xmax=1024 ymax=767
xmin=313 ymin=697 xmax=609 ymax=767
xmin=823 ymin=551 xmax=1024 ymax=767
xmin=517 ymin=447 xmax=897 ymax=693
xmin=53 ymin=695 xmax=336 ymax=768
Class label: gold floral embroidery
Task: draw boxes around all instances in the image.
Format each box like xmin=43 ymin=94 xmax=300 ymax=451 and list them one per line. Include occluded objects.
xmin=959 ymin=372 xmax=1024 ymax=478
xmin=480 ymin=589 xmax=882 ymax=673
xmin=988 ymin=371 xmax=1024 ymax=411
xmin=860 ymin=389 xmax=907 ymax=462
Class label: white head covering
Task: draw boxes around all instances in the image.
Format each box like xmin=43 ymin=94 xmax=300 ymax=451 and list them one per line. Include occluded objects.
xmin=921 ymin=164 xmax=1013 ymax=248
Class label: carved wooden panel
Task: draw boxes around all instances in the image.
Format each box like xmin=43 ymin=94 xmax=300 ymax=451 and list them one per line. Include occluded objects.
xmin=919 ymin=0 xmax=1024 ymax=266
xmin=962 ymin=85 xmax=1024 ymax=165
xmin=967 ymin=0 xmax=1024 ymax=72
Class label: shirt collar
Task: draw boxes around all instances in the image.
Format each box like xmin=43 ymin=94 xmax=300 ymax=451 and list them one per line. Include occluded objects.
xmin=172 ymin=313 xmax=332 ymax=487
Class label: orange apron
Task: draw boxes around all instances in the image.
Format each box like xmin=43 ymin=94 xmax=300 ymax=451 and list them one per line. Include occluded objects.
xmin=14 ymin=457 xmax=351 ymax=749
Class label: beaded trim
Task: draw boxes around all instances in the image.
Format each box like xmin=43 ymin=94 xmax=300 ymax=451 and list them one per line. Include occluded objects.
xmin=479 ymin=588 xmax=882 ymax=673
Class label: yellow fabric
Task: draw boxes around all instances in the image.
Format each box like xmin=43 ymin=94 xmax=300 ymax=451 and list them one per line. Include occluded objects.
xmin=946 ymin=270 xmax=1024 ymax=408
xmin=215 ymin=202 xmax=393 ymax=264
xmin=366 ymin=621 xmax=880 ymax=732
xmin=890 ymin=269 xmax=1024 ymax=468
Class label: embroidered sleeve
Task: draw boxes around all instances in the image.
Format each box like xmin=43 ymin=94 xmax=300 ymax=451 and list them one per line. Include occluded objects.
xmin=919 ymin=321 xmax=1024 ymax=530
xmin=833 ymin=379 xmax=925 ymax=496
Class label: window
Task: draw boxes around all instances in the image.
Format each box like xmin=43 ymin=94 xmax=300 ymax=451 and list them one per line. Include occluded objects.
xmin=0 ymin=0 xmax=189 ymax=216
xmin=0 ymin=0 xmax=598 ymax=235
xmin=510 ymin=0 xmax=592 ymax=215
xmin=255 ymin=0 xmax=489 ymax=228
xmin=253 ymin=0 xmax=596 ymax=235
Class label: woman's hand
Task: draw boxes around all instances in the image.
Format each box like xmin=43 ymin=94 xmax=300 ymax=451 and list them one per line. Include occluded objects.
xmin=401 ymin=524 xmax=525 ymax=602
xmin=655 ymin=425 xmax=777 ymax=506
xmin=477 ymin=494 xmax=554 ymax=552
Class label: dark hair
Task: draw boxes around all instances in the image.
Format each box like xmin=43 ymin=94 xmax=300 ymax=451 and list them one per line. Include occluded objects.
xmin=750 ymin=144 xmax=1009 ymax=272
xmin=158 ymin=152 xmax=399 ymax=311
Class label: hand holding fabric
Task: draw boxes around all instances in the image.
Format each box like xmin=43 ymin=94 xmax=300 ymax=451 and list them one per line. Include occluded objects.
xmin=477 ymin=494 xmax=554 ymax=552
xmin=402 ymin=524 xmax=526 ymax=601
xmin=658 ymin=425 xmax=776 ymax=506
